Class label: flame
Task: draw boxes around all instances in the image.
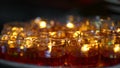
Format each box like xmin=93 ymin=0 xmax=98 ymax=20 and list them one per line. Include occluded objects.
xmin=12 ymin=32 xmax=18 ymax=36
xmin=73 ymin=31 xmax=80 ymax=38
xmin=114 ymin=44 xmax=120 ymax=53
xmin=66 ymin=22 xmax=74 ymax=29
xmin=23 ymin=37 xmax=36 ymax=48
xmin=48 ymin=41 xmax=53 ymax=53
xmin=12 ymin=27 xmax=18 ymax=31
xmin=61 ymin=39 xmax=65 ymax=45
xmin=49 ymin=32 xmax=56 ymax=37
xmin=39 ymin=21 xmax=47 ymax=28
xmin=20 ymin=46 xmax=24 ymax=49
xmin=8 ymin=40 xmax=15 ymax=48
xmin=81 ymin=44 xmax=90 ymax=52
xmin=1 ymin=35 xmax=9 ymax=40
xmin=117 ymin=28 xmax=120 ymax=33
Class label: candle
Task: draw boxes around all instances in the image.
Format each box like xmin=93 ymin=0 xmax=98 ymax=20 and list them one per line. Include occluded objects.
xmin=39 ymin=21 xmax=47 ymax=28
xmin=73 ymin=31 xmax=81 ymax=38
xmin=81 ymin=44 xmax=90 ymax=52
xmin=116 ymin=28 xmax=120 ymax=33
xmin=66 ymin=22 xmax=74 ymax=29
xmin=113 ymin=44 xmax=120 ymax=53
xmin=45 ymin=40 xmax=53 ymax=58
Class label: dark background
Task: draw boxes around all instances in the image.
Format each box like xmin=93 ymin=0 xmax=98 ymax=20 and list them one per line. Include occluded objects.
xmin=0 ymin=0 xmax=108 ymax=31
xmin=0 ymin=0 xmax=109 ymax=23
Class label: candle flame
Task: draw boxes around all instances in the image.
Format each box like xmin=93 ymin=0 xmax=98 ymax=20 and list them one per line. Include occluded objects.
xmin=114 ymin=44 xmax=120 ymax=53
xmin=20 ymin=46 xmax=24 ymax=50
xmin=39 ymin=21 xmax=47 ymax=28
xmin=81 ymin=44 xmax=90 ymax=52
xmin=66 ymin=22 xmax=74 ymax=28
xmin=117 ymin=28 xmax=120 ymax=33
xmin=12 ymin=32 xmax=18 ymax=36
xmin=12 ymin=27 xmax=18 ymax=31
xmin=73 ymin=31 xmax=80 ymax=38
xmin=48 ymin=41 xmax=52 ymax=53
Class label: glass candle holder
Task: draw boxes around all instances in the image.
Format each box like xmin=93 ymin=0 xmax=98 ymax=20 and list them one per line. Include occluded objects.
xmin=66 ymin=36 xmax=99 ymax=67
xmin=101 ymin=35 xmax=120 ymax=66
xmin=36 ymin=38 xmax=66 ymax=66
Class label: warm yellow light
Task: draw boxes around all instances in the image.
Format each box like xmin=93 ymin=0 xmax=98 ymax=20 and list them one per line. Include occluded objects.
xmin=8 ymin=40 xmax=15 ymax=48
xmin=117 ymin=28 xmax=120 ymax=33
xmin=12 ymin=27 xmax=18 ymax=31
xmin=66 ymin=22 xmax=74 ymax=29
xmin=23 ymin=37 xmax=36 ymax=48
xmin=20 ymin=46 xmax=24 ymax=49
xmin=81 ymin=44 xmax=90 ymax=52
xmin=19 ymin=27 xmax=24 ymax=31
xmin=73 ymin=31 xmax=80 ymax=38
xmin=114 ymin=44 xmax=120 ymax=53
xmin=61 ymin=39 xmax=65 ymax=45
xmin=8 ymin=40 xmax=14 ymax=45
xmin=12 ymin=32 xmax=18 ymax=36
xmin=39 ymin=21 xmax=47 ymax=28
xmin=49 ymin=32 xmax=56 ymax=37
xmin=48 ymin=41 xmax=52 ymax=53
xmin=1 ymin=35 xmax=9 ymax=41
xmin=86 ymin=20 xmax=90 ymax=25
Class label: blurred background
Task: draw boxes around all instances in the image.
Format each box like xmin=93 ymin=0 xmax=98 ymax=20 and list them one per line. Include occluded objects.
xmin=0 ymin=0 xmax=120 ymax=22
xmin=0 ymin=0 xmax=120 ymax=30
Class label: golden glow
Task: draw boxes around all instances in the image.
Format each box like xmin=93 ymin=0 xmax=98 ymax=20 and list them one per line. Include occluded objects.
xmin=1 ymin=35 xmax=9 ymax=40
xmin=20 ymin=46 xmax=24 ymax=49
xmin=19 ymin=27 xmax=24 ymax=31
xmin=86 ymin=20 xmax=90 ymax=25
xmin=10 ymin=35 xmax=17 ymax=40
xmin=81 ymin=44 xmax=90 ymax=52
xmin=66 ymin=22 xmax=74 ymax=29
xmin=39 ymin=21 xmax=47 ymax=28
xmin=61 ymin=39 xmax=65 ymax=45
xmin=73 ymin=31 xmax=80 ymax=38
xmin=23 ymin=37 xmax=36 ymax=48
xmin=95 ymin=30 xmax=100 ymax=34
xmin=8 ymin=40 xmax=14 ymax=45
xmin=117 ymin=28 xmax=120 ymax=33
xmin=12 ymin=27 xmax=18 ymax=31
xmin=48 ymin=41 xmax=52 ymax=53
xmin=8 ymin=40 xmax=15 ymax=48
xmin=114 ymin=44 xmax=120 ymax=53
xmin=49 ymin=32 xmax=56 ymax=37
xmin=12 ymin=32 xmax=18 ymax=36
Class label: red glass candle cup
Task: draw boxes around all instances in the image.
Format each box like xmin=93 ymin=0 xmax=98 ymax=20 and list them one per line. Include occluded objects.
xmin=35 ymin=38 xmax=66 ymax=66
xmin=66 ymin=36 xmax=99 ymax=67
xmin=101 ymin=35 xmax=120 ymax=66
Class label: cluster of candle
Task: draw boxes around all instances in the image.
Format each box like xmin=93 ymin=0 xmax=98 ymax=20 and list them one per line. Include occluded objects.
xmin=0 ymin=16 xmax=120 ymax=67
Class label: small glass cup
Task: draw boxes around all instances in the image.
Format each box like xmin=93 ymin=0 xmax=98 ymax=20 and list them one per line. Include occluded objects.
xmin=36 ymin=38 xmax=66 ymax=66
xmin=66 ymin=36 xmax=99 ymax=67
xmin=101 ymin=35 xmax=120 ymax=66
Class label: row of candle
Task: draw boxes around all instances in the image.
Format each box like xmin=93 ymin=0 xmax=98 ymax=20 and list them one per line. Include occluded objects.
xmin=0 ymin=16 xmax=120 ymax=67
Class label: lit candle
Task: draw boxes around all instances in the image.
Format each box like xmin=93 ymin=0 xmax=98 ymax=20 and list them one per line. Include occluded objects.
xmin=20 ymin=46 xmax=24 ymax=50
xmin=73 ymin=31 xmax=81 ymax=38
xmin=45 ymin=40 xmax=53 ymax=58
xmin=116 ymin=28 xmax=120 ymax=33
xmin=23 ymin=37 xmax=35 ymax=48
xmin=12 ymin=27 xmax=18 ymax=31
xmin=39 ymin=21 xmax=47 ymax=28
xmin=114 ymin=44 xmax=120 ymax=53
xmin=8 ymin=40 xmax=15 ymax=48
xmin=81 ymin=44 xmax=90 ymax=52
xmin=66 ymin=22 xmax=74 ymax=29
